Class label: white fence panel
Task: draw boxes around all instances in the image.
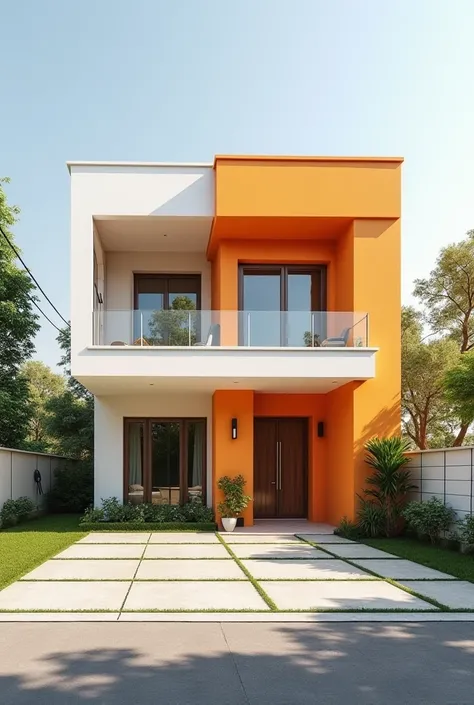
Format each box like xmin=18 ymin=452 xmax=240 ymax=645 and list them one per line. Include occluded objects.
xmin=0 ymin=448 xmax=76 ymax=510
xmin=406 ymin=447 xmax=474 ymax=521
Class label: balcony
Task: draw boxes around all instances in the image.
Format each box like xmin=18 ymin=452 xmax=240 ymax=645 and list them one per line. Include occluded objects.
xmin=71 ymin=310 xmax=377 ymax=395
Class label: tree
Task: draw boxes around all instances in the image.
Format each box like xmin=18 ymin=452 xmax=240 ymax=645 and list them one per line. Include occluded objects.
xmin=401 ymin=306 xmax=460 ymax=449
xmin=148 ymin=295 xmax=197 ymax=345
xmin=45 ymin=326 xmax=94 ymax=461
xmin=414 ymin=230 xmax=474 ymax=353
xmin=0 ymin=178 xmax=40 ymax=448
xmin=20 ymin=360 xmax=65 ymax=452
xmin=445 ymin=352 xmax=474 ymax=424
xmin=413 ymin=230 xmax=474 ymax=444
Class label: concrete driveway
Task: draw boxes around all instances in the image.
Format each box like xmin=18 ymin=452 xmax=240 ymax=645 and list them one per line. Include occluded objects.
xmin=1 ymin=530 xmax=474 ymax=618
xmin=1 ymin=622 xmax=474 ymax=704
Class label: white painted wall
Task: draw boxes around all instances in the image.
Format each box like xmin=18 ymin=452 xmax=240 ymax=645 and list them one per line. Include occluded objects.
xmin=0 ymin=449 xmax=74 ymax=509
xmin=406 ymin=447 xmax=474 ymax=521
xmin=70 ymin=164 xmax=214 ymax=372
xmin=94 ymin=393 xmax=212 ymax=507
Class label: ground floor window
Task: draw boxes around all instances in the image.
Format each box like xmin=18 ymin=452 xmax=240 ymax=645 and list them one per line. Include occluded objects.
xmin=124 ymin=418 xmax=206 ymax=505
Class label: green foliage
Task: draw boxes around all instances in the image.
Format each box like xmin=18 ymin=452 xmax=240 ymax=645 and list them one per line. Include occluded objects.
xmin=0 ymin=496 xmax=36 ymax=528
xmin=0 ymin=177 xmax=40 ymax=447
xmin=48 ymin=464 xmax=93 ymax=513
xmin=81 ymin=522 xmax=217 ymax=532
xmin=402 ymin=306 xmax=461 ymax=449
xmin=356 ymin=500 xmax=387 ymax=538
xmin=20 ymin=360 xmax=66 ymax=452
xmin=80 ymin=497 xmax=215 ymax=524
xmin=45 ymin=327 xmax=94 ymax=461
xmin=334 ymin=516 xmax=361 ymax=540
xmin=148 ymin=295 xmax=197 ymax=345
xmin=363 ymin=436 xmax=416 ymax=536
xmin=444 ymin=352 xmax=474 ymax=423
xmin=457 ymin=515 xmax=474 ymax=546
xmin=217 ymin=474 xmax=251 ymax=518
xmin=402 ymin=497 xmax=456 ymax=544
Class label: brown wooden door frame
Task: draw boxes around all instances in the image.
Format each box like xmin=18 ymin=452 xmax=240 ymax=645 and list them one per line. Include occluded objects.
xmin=253 ymin=417 xmax=308 ymax=519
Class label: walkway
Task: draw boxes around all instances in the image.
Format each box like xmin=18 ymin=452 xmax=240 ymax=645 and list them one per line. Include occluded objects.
xmin=1 ymin=529 xmax=474 ymax=620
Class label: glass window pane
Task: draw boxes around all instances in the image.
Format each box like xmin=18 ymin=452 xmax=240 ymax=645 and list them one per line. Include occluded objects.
xmin=127 ymin=422 xmax=144 ymax=504
xmin=242 ymin=272 xmax=281 ymax=345
xmin=187 ymin=421 xmax=205 ymax=501
xmin=151 ymin=422 xmax=180 ymax=505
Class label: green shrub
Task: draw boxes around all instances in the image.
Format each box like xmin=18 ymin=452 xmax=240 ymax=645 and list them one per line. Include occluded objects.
xmin=334 ymin=516 xmax=361 ymax=540
xmin=356 ymin=500 xmax=387 ymax=538
xmin=0 ymin=496 xmax=36 ymax=528
xmin=458 ymin=515 xmax=474 ymax=545
xmin=80 ymin=497 xmax=214 ymax=525
xmin=48 ymin=464 xmax=93 ymax=513
xmin=363 ymin=436 xmax=415 ymax=536
xmin=217 ymin=475 xmax=251 ymax=518
xmin=402 ymin=497 xmax=456 ymax=544
xmin=81 ymin=522 xmax=216 ymax=532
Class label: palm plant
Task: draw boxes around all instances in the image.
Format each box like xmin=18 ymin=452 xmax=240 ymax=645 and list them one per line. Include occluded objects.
xmin=362 ymin=436 xmax=416 ymax=537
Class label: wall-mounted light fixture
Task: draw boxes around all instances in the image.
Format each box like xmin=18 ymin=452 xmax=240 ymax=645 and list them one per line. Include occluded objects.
xmin=317 ymin=421 xmax=325 ymax=438
xmin=231 ymin=418 xmax=238 ymax=440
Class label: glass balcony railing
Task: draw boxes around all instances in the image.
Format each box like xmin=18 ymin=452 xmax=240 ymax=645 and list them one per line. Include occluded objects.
xmin=92 ymin=310 xmax=369 ymax=348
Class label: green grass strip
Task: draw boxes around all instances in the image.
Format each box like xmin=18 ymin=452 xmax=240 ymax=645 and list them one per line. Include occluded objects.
xmin=217 ymin=534 xmax=278 ymax=611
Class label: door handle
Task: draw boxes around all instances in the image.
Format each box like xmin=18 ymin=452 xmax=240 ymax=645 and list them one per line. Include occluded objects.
xmin=275 ymin=442 xmax=279 ymax=487
xmin=278 ymin=441 xmax=282 ymax=490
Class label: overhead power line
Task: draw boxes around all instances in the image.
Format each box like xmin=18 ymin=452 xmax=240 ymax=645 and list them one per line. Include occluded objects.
xmin=27 ymin=293 xmax=63 ymax=333
xmin=0 ymin=224 xmax=70 ymax=328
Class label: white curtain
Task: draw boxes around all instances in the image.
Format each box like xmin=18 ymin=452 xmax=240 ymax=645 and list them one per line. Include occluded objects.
xmin=129 ymin=423 xmax=143 ymax=486
xmin=191 ymin=423 xmax=204 ymax=488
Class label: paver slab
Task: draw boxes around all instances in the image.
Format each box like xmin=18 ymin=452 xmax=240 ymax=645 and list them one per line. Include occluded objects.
xmin=149 ymin=532 xmax=219 ymax=543
xmin=397 ymin=580 xmax=474 ymax=609
xmin=352 ymin=559 xmax=457 ymax=580
xmin=54 ymin=544 xmax=145 ymax=559
xmin=136 ymin=559 xmax=246 ymax=580
xmin=0 ymin=581 xmax=130 ymax=611
xmin=78 ymin=532 xmax=150 ymax=544
xmin=221 ymin=534 xmax=301 ymax=544
xmin=143 ymin=544 xmax=230 ymax=559
xmin=242 ymin=559 xmax=374 ymax=580
xmin=260 ymin=580 xmax=436 ymax=611
xmin=123 ymin=580 xmax=269 ymax=611
xmin=297 ymin=534 xmax=355 ymax=544
xmin=230 ymin=544 xmax=328 ymax=559
xmin=20 ymin=559 xmax=140 ymax=581
xmin=323 ymin=544 xmax=399 ymax=559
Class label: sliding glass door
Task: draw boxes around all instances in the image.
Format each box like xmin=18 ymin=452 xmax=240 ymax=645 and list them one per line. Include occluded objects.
xmin=239 ymin=265 xmax=326 ymax=346
xmin=124 ymin=418 xmax=206 ymax=505
xmin=133 ymin=274 xmax=201 ymax=345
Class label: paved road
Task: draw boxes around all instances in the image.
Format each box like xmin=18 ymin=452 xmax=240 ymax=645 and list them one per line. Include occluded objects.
xmin=1 ymin=622 xmax=473 ymax=704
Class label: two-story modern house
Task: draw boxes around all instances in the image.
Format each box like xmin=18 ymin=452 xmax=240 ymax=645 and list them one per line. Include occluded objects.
xmin=68 ymin=155 xmax=402 ymax=526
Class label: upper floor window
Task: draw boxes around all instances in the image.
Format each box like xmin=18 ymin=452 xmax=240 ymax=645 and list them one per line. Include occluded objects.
xmin=239 ymin=265 xmax=327 ymax=346
xmin=133 ymin=274 xmax=201 ymax=345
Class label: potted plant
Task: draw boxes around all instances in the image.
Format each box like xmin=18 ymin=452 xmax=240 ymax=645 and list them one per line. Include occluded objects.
xmin=217 ymin=474 xmax=251 ymax=532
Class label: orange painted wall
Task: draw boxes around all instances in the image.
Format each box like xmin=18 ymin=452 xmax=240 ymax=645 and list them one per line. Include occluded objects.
xmin=254 ymin=394 xmax=327 ymax=521
xmin=212 ymin=390 xmax=254 ymax=525
xmin=214 ymin=157 xmax=402 ymax=220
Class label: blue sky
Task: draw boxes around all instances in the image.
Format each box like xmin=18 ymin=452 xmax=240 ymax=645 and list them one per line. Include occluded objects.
xmin=2 ymin=0 xmax=474 ymax=369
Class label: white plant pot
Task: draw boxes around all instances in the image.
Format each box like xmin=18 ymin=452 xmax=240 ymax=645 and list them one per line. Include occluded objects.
xmin=222 ymin=517 xmax=237 ymax=532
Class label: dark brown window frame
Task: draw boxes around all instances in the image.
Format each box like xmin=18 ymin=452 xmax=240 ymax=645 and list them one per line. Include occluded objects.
xmin=133 ymin=273 xmax=202 ymax=311
xmin=123 ymin=417 xmax=207 ymax=505
xmin=238 ymin=264 xmax=327 ymax=312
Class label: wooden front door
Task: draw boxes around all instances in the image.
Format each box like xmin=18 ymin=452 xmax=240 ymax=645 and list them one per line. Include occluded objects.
xmin=254 ymin=418 xmax=307 ymax=519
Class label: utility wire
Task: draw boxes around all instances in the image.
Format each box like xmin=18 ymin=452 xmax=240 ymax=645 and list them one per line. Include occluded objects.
xmin=27 ymin=293 xmax=63 ymax=333
xmin=0 ymin=223 xmax=70 ymax=328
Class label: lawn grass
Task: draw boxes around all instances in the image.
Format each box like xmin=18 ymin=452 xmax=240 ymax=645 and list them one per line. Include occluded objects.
xmin=0 ymin=515 xmax=85 ymax=590
xmin=363 ymin=537 xmax=474 ymax=583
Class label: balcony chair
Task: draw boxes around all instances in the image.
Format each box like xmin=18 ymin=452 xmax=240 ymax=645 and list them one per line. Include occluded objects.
xmin=321 ymin=327 xmax=351 ymax=347
xmin=194 ymin=323 xmax=221 ymax=347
